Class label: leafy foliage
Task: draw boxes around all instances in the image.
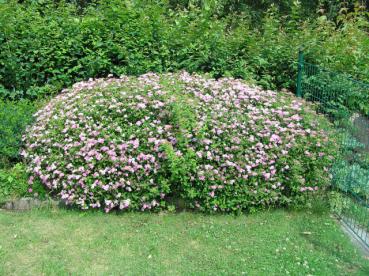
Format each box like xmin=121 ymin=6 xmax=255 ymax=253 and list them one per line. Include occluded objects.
xmin=0 ymin=163 xmax=47 ymax=203
xmin=0 ymin=99 xmax=38 ymax=167
xmin=332 ymin=160 xmax=369 ymax=197
xmin=331 ymin=129 xmax=369 ymax=199
xmin=0 ymin=0 xmax=368 ymax=111
xmin=302 ymin=66 xmax=369 ymax=116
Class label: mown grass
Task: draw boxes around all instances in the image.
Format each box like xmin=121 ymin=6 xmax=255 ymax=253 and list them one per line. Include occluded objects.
xmin=0 ymin=208 xmax=368 ymax=275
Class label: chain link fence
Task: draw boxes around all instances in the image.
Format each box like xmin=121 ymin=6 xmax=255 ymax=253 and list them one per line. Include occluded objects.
xmin=296 ymin=50 xmax=369 ymax=248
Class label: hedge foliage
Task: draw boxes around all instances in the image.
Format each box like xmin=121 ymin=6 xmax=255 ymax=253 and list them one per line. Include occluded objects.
xmin=1 ymin=0 xmax=368 ymax=101
xmin=23 ymin=73 xmax=338 ymax=212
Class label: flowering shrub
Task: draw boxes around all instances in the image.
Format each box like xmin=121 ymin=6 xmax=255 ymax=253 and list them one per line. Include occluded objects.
xmin=22 ymin=72 xmax=338 ymax=212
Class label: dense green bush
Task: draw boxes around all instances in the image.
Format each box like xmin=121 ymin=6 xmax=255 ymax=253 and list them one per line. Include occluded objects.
xmin=1 ymin=0 xmax=368 ymax=107
xmin=0 ymin=163 xmax=47 ymax=203
xmin=0 ymin=99 xmax=38 ymax=167
xmin=332 ymin=160 xmax=369 ymax=198
xmin=331 ymin=130 xmax=369 ymax=199
xmin=23 ymin=73 xmax=338 ymax=212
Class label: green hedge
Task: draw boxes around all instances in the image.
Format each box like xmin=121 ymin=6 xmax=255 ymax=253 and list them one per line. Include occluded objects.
xmin=1 ymin=0 xmax=368 ymax=100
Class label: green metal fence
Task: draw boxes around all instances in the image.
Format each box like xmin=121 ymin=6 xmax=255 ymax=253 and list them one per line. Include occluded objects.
xmin=296 ymin=50 xmax=369 ymax=248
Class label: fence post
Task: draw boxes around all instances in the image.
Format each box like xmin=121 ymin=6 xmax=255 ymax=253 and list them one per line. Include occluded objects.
xmin=296 ymin=49 xmax=304 ymax=97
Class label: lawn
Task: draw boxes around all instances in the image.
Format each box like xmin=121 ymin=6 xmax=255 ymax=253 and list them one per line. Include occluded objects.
xmin=0 ymin=208 xmax=368 ymax=275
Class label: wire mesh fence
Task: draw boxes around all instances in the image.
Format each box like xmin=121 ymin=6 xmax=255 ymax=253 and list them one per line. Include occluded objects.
xmin=296 ymin=50 xmax=369 ymax=248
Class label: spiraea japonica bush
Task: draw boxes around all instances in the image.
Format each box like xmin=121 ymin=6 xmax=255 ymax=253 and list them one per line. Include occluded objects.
xmin=22 ymin=72 xmax=338 ymax=212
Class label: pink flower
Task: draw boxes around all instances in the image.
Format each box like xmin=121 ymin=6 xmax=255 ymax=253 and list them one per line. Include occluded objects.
xmin=263 ymin=172 xmax=271 ymax=180
xmin=119 ymin=199 xmax=131 ymax=209
xmin=203 ymin=139 xmax=212 ymax=145
xmin=270 ymin=134 xmax=281 ymax=144
xmin=137 ymin=103 xmax=146 ymax=109
xmin=131 ymin=139 xmax=139 ymax=149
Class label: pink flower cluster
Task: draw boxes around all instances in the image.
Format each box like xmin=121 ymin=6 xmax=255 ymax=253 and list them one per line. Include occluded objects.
xmin=174 ymin=72 xmax=336 ymax=211
xmin=22 ymin=72 xmax=337 ymax=212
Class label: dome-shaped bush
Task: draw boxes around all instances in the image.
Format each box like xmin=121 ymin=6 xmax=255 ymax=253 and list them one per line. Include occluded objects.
xmin=22 ymin=72 xmax=338 ymax=212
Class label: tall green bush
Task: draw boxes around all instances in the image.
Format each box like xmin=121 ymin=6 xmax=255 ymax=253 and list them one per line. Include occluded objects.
xmin=0 ymin=0 xmax=368 ymax=104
